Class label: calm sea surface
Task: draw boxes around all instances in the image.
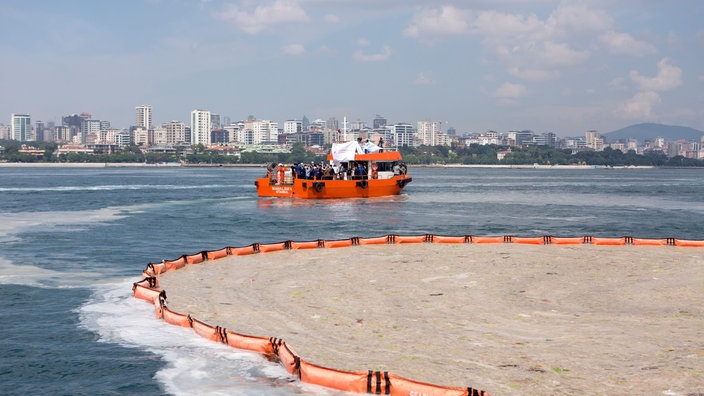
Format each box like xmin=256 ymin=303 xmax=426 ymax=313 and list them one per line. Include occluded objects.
xmin=1 ymin=166 xmax=703 ymax=395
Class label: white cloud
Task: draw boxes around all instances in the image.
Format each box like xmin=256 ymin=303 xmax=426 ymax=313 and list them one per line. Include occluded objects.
xmin=403 ymin=5 xmax=471 ymax=38
xmin=699 ymin=75 xmax=704 ymax=82
xmin=616 ymin=91 xmax=661 ymax=120
xmin=630 ymin=58 xmax=682 ymax=92
xmin=472 ymin=10 xmax=543 ymax=38
xmin=493 ymin=82 xmax=527 ymax=99
xmin=413 ymin=72 xmax=436 ymax=85
xmin=324 ymin=14 xmax=340 ymax=24
xmin=509 ymin=67 xmax=559 ymax=81
xmin=539 ymin=41 xmax=589 ymax=66
xmin=282 ymin=43 xmax=305 ymax=56
xmin=600 ymin=31 xmax=657 ymax=57
xmin=403 ymin=4 xmax=600 ymax=81
xmin=214 ymin=0 xmax=309 ymax=35
xmin=352 ymin=45 xmax=391 ymax=62
xmin=356 ymin=38 xmax=370 ymax=47
xmin=546 ymin=2 xmax=613 ymax=33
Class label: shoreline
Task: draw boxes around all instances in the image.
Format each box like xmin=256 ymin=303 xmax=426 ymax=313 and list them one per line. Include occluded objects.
xmin=0 ymin=162 xmax=675 ymax=169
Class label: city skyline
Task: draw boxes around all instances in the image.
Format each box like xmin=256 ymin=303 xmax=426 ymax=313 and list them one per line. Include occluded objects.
xmin=2 ymin=1 xmax=703 ymax=136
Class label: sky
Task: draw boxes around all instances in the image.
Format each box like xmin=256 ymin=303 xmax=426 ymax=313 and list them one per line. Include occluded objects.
xmin=1 ymin=0 xmax=703 ymax=137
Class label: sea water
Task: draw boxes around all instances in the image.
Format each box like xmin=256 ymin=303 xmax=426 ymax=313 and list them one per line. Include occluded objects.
xmin=1 ymin=166 xmax=702 ymax=395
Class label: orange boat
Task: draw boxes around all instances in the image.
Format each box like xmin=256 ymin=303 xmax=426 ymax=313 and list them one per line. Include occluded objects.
xmin=255 ymin=141 xmax=412 ymax=199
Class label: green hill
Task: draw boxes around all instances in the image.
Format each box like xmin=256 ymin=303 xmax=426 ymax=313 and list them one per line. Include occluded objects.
xmin=603 ymin=123 xmax=703 ymax=142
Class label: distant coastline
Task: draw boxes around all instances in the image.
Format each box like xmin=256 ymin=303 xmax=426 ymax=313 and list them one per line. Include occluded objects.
xmin=0 ymin=162 xmax=668 ymax=169
xmin=0 ymin=162 xmax=254 ymax=168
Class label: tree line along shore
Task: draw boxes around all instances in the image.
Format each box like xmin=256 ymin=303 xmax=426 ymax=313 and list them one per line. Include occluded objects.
xmin=2 ymin=140 xmax=703 ymax=167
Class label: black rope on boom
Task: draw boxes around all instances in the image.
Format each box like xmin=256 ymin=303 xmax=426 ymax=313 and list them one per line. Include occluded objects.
xmin=216 ymin=326 xmax=228 ymax=344
xmin=146 ymin=263 xmax=155 ymax=275
xmin=467 ymin=387 xmax=486 ymax=396
xmin=269 ymin=337 xmax=283 ymax=356
xmin=366 ymin=370 xmax=373 ymax=393
xmin=293 ymin=356 xmax=301 ymax=379
xmin=158 ymin=290 xmax=167 ymax=307
xmin=375 ymin=370 xmax=382 ymax=394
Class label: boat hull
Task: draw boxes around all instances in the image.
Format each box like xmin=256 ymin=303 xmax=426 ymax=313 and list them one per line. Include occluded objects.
xmin=255 ymin=176 xmax=412 ymax=199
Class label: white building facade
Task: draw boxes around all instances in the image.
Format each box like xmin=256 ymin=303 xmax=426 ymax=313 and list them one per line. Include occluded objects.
xmin=162 ymin=121 xmax=187 ymax=145
xmin=191 ymin=110 xmax=211 ymax=145
xmin=135 ymin=105 xmax=152 ymax=129
xmin=243 ymin=119 xmax=278 ymax=144
xmin=392 ymin=123 xmax=415 ymax=147
xmin=417 ymin=120 xmax=444 ymax=146
xmin=11 ymin=113 xmax=31 ymax=141
xmin=283 ymin=120 xmax=302 ymax=134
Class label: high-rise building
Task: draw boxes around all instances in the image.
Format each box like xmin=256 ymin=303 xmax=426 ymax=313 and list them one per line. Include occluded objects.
xmin=0 ymin=124 xmax=10 ymax=140
xmin=191 ymin=110 xmax=211 ymax=145
xmin=586 ymin=130 xmax=604 ymax=151
xmin=392 ymin=123 xmax=415 ymax=147
xmin=35 ymin=121 xmax=46 ymax=141
xmin=11 ymin=113 xmax=31 ymax=141
xmin=283 ymin=120 xmax=302 ymax=134
xmin=326 ymin=117 xmax=339 ymax=132
xmin=224 ymin=122 xmax=242 ymax=143
xmin=210 ymin=114 xmax=221 ymax=129
xmin=135 ymin=105 xmax=152 ymax=129
xmin=373 ymin=115 xmax=387 ymax=129
xmin=133 ymin=127 xmax=150 ymax=146
xmin=163 ymin=121 xmax=187 ymax=144
xmin=243 ymin=119 xmax=278 ymax=144
xmin=417 ymin=120 xmax=442 ymax=146
xmin=62 ymin=113 xmax=89 ymax=142
xmin=82 ymin=119 xmax=101 ymax=139
xmin=55 ymin=126 xmax=70 ymax=142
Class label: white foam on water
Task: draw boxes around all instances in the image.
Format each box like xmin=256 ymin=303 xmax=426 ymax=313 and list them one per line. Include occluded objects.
xmin=0 ymin=207 xmax=133 ymax=287
xmin=0 ymin=183 xmax=233 ymax=193
xmin=78 ymin=281 xmax=344 ymax=396
xmin=0 ymin=207 xmax=126 ymax=241
xmin=0 ymin=257 xmax=100 ymax=288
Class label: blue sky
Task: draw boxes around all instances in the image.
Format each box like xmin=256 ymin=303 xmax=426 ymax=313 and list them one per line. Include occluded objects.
xmin=2 ymin=0 xmax=703 ymax=136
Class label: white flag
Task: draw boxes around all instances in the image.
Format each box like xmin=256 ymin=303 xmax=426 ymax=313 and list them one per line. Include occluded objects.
xmin=331 ymin=141 xmax=362 ymax=163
